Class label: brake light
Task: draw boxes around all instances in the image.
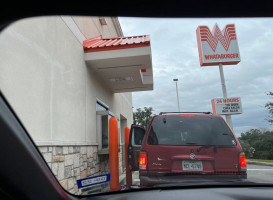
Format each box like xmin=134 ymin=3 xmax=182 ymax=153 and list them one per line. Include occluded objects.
xmin=181 ymin=114 xmax=194 ymax=117
xmin=139 ymin=151 xmax=147 ymax=170
xmin=239 ymin=152 xmax=247 ymax=168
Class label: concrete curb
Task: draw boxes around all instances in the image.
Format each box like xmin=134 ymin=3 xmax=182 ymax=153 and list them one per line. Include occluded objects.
xmin=247 ymin=160 xmax=273 ymax=167
xmin=119 ymin=173 xmax=126 ymax=185
xmin=119 ymin=171 xmax=140 ymax=186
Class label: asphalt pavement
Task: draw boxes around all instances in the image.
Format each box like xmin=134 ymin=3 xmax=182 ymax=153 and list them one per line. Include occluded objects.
xmin=131 ymin=162 xmax=273 ymax=185
xmin=247 ymin=163 xmax=273 ymax=184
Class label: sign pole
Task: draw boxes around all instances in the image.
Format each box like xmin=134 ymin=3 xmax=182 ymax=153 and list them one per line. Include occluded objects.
xmin=218 ymin=63 xmax=233 ymax=130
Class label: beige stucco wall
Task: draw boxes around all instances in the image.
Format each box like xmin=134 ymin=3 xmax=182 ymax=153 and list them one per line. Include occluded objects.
xmin=0 ymin=16 xmax=133 ymax=146
xmin=73 ymin=16 xmax=121 ymax=39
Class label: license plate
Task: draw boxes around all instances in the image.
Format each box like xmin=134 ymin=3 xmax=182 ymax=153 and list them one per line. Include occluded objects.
xmin=182 ymin=160 xmax=203 ymax=171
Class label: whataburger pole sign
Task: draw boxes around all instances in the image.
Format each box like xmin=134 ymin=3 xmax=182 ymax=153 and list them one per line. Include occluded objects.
xmin=196 ymin=24 xmax=241 ymax=66
xmin=196 ymin=24 xmax=242 ymax=130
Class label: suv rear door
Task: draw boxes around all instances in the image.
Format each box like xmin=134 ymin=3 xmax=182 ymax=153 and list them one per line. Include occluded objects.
xmin=128 ymin=125 xmax=146 ymax=171
xmin=143 ymin=115 xmax=240 ymax=174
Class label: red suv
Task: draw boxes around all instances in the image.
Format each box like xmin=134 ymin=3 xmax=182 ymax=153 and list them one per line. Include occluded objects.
xmin=128 ymin=112 xmax=247 ymax=187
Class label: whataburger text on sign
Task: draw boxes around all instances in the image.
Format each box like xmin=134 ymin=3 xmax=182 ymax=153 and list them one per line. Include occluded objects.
xmin=196 ymin=24 xmax=241 ymax=66
xmin=211 ymin=97 xmax=243 ymax=115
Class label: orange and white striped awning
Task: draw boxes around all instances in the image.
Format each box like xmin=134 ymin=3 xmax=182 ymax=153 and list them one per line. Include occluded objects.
xmin=83 ymin=35 xmax=150 ymax=53
xmin=83 ymin=35 xmax=153 ymax=93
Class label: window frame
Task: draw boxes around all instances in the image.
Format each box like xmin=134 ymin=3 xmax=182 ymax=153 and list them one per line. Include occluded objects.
xmin=96 ymin=99 xmax=119 ymax=150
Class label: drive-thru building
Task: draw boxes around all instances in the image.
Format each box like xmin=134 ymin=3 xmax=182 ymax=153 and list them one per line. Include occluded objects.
xmin=0 ymin=16 xmax=153 ymax=194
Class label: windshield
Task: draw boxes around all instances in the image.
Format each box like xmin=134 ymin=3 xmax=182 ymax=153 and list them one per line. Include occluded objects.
xmin=0 ymin=16 xmax=273 ymax=196
xmin=148 ymin=116 xmax=236 ymax=146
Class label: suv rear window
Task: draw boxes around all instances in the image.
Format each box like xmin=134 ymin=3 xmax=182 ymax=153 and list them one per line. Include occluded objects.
xmin=147 ymin=115 xmax=236 ymax=146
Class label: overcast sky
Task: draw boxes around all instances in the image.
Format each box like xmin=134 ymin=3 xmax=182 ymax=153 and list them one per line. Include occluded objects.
xmin=119 ymin=17 xmax=273 ymax=136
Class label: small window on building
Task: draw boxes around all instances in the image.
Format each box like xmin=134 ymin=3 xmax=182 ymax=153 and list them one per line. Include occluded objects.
xmin=101 ymin=115 xmax=108 ymax=149
xmin=120 ymin=115 xmax=127 ymax=145
xmin=96 ymin=100 xmax=110 ymax=150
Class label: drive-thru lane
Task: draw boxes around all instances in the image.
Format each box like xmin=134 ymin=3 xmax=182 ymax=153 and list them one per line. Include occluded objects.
xmin=132 ymin=164 xmax=273 ymax=186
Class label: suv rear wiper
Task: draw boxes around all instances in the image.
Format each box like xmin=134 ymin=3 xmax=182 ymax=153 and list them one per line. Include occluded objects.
xmin=197 ymin=145 xmax=218 ymax=153
xmin=186 ymin=142 xmax=197 ymax=145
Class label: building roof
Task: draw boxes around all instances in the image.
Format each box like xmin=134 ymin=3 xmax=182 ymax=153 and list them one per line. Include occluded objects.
xmin=83 ymin=35 xmax=150 ymax=53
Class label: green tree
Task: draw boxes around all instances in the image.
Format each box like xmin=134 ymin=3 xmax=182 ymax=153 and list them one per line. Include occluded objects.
xmin=133 ymin=107 xmax=155 ymax=129
xmin=238 ymin=129 xmax=273 ymax=159
xmin=265 ymin=91 xmax=273 ymax=124
xmin=238 ymin=138 xmax=251 ymax=158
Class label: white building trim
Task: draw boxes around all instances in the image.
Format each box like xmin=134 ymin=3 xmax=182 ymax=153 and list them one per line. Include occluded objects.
xmin=121 ymin=93 xmax=133 ymax=108
xmin=61 ymin=16 xmax=87 ymax=43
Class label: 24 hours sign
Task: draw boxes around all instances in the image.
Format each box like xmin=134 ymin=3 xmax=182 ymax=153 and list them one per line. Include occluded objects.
xmin=211 ymin=97 xmax=242 ymax=115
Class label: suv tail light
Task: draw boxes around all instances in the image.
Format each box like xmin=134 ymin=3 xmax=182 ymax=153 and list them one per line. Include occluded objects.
xmin=239 ymin=152 xmax=247 ymax=170
xmin=139 ymin=151 xmax=147 ymax=170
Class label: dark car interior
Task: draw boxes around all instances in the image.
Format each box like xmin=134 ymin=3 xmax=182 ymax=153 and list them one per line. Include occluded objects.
xmin=1 ymin=1 xmax=273 ymax=199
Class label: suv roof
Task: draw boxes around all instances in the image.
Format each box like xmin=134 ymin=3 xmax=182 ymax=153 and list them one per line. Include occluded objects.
xmin=158 ymin=112 xmax=213 ymax=115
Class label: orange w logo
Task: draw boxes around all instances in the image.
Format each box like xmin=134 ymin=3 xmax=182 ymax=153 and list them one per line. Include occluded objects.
xmin=199 ymin=24 xmax=237 ymax=52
